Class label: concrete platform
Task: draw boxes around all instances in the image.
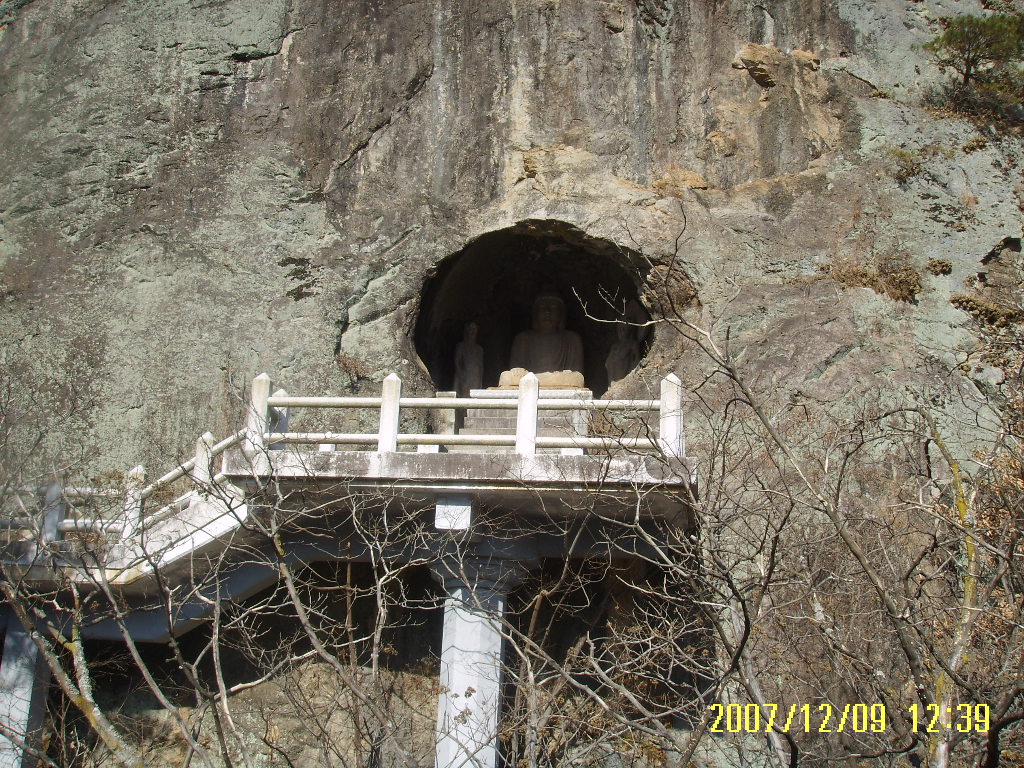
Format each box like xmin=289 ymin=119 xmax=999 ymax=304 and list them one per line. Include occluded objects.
xmin=221 ymin=447 xmax=696 ymax=523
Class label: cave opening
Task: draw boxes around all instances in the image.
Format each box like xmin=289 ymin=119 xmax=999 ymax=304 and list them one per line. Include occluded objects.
xmin=414 ymin=221 xmax=651 ymax=397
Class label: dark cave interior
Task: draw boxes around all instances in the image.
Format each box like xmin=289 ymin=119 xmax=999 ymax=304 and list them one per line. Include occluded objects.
xmin=414 ymin=220 xmax=651 ymax=396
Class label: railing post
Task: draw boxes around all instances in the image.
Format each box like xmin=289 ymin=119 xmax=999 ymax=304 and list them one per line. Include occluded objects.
xmin=435 ymin=390 xmax=457 ymax=435
xmin=378 ymin=373 xmax=401 ymax=453
xmin=659 ymin=373 xmax=685 ymax=459
xmin=423 ymin=391 xmax=456 ymax=454
xmin=188 ymin=433 xmax=216 ymax=516
xmin=39 ymin=479 xmax=64 ymax=550
xmin=194 ymin=432 xmax=215 ymax=487
xmin=562 ymin=392 xmax=589 ymax=456
xmin=516 ymin=373 xmax=539 ymax=456
xmin=121 ymin=465 xmax=146 ymax=535
xmin=270 ymin=388 xmax=289 ymax=451
xmin=245 ymin=373 xmax=272 ymax=473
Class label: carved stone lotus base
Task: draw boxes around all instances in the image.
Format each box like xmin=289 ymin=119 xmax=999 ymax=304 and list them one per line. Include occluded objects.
xmin=496 ymin=367 xmax=585 ymax=389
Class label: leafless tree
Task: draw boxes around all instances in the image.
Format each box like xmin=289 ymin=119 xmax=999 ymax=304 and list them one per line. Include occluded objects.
xmin=2 ymin=250 xmax=1022 ymax=768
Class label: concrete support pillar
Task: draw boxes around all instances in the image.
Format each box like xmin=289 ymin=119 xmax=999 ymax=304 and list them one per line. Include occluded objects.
xmin=432 ymin=559 xmax=525 ymax=768
xmin=0 ymin=619 xmax=50 ymax=768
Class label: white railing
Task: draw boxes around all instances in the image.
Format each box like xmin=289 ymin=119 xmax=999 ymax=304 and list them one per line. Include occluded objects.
xmin=0 ymin=370 xmax=687 ymax=562
xmin=246 ymin=371 xmax=686 ymax=460
xmin=0 ymin=429 xmax=247 ymax=556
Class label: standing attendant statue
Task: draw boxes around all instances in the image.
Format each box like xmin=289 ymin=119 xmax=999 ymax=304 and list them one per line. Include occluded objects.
xmin=453 ymin=321 xmax=484 ymax=397
xmin=605 ymin=323 xmax=640 ymax=384
xmin=499 ymin=292 xmax=585 ymax=388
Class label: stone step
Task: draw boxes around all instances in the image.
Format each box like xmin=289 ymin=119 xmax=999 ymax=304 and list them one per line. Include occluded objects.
xmin=447 ymin=444 xmax=572 ymax=455
xmin=463 ymin=414 xmax=587 ymax=425
xmin=457 ymin=427 xmax=581 ymax=438
xmin=462 ymin=415 xmax=518 ymax=427
xmin=460 ymin=422 xmax=586 ymax=436
xmin=464 ymin=408 xmax=516 ymax=420
xmin=463 ymin=407 xmax=589 ymax=420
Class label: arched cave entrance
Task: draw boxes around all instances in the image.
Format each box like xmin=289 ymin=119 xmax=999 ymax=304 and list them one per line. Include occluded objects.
xmin=414 ymin=221 xmax=651 ymax=397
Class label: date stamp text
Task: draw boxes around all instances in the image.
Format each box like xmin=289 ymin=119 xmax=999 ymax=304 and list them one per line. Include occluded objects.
xmin=708 ymin=703 xmax=991 ymax=734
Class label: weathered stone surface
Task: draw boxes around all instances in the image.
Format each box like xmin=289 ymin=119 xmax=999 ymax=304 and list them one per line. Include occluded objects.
xmin=0 ymin=0 xmax=1020 ymax=476
xmin=732 ymin=43 xmax=788 ymax=87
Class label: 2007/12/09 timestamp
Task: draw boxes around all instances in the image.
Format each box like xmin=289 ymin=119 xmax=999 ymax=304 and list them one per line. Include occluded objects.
xmin=709 ymin=703 xmax=991 ymax=734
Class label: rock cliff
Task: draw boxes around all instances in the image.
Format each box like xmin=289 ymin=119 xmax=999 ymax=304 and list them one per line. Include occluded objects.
xmin=0 ymin=0 xmax=1021 ymax=469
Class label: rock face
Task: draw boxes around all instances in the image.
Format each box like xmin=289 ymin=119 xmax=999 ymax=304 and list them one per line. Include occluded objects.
xmin=0 ymin=0 xmax=1021 ymax=470
xmin=2 ymin=4 xmax=1023 ymax=768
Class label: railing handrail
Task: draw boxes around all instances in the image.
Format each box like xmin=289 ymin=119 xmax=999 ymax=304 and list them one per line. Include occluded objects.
xmin=265 ymin=432 xmax=659 ymax=449
xmin=139 ymin=430 xmax=246 ymax=500
xmin=4 ymin=486 xmax=121 ymax=500
xmin=249 ymin=370 xmax=686 ymax=460
xmin=142 ymin=470 xmax=240 ymax=529
xmin=266 ymin=395 xmax=660 ymax=411
xmin=1 ymin=430 xmax=247 ymax=553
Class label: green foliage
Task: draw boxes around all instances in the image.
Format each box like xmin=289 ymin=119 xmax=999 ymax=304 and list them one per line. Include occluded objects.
xmin=931 ymin=72 xmax=1024 ymax=122
xmin=884 ymin=147 xmax=925 ymax=183
xmin=923 ymin=14 xmax=1024 ymax=122
xmin=924 ymin=13 xmax=1024 ymax=85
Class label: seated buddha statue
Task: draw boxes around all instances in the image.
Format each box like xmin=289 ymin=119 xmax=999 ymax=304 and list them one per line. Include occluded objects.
xmin=499 ymin=292 xmax=585 ymax=388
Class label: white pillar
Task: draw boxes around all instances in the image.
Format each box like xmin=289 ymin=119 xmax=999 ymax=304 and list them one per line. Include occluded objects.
xmin=193 ymin=432 xmax=215 ymax=487
xmin=245 ymin=373 xmax=272 ymax=474
xmin=433 ymin=561 xmax=523 ymax=768
xmin=561 ymin=392 xmax=589 ymax=456
xmin=112 ymin=465 xmax=145 ymax=567
xmin=659 ymin=373 xmax=685 ymax=459
xmin=515 ymin=373 xmax=539 ymax=456
xmin=39 ymin=481 xmax=63 ymax=549
xmin=121 ymin=465 xmax=146 ymax=535
xmin=0 ymin=620 xmax=50 ymax=768
xmin=269 ymin=388 xmax=289 ymax=451
xmin=188 ymin=433 xmax=215 ymax=517
xmin=378 ymin=373 xmax=401 ymax=453
xmin=435 ymin=391 xmax=457 ymax=433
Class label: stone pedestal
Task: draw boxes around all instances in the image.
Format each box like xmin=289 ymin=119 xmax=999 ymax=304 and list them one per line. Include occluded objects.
xmin=0 ymin=618 xmax=50 ymax=768
xmin=432 ymin=559 xmax=526 ymax=768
